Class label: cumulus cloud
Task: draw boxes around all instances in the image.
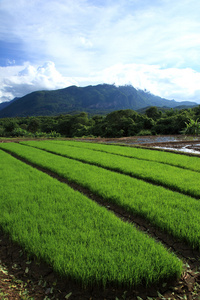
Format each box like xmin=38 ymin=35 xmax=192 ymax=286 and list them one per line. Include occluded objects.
xmin=1 ymin=61 xmax=200 ymax=104
xmin=78 ymin=64 xmax=200 ymax=103
xmin=0 ymin=62 xmax=78 ymax=103
xmin=1 ymin=0 xmax=200 ymax=107
xmin=1 ymin=0 xmax=200 ymax=76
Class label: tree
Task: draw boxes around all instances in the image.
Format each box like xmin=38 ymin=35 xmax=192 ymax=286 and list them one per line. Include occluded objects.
xmin=182 ymin=118 xmax=200 ymax=135
xmin=27 ymin=118 xmax=40 ymax=133
xmin=4 ymin=120 xmax=18 ymax=136
xmin=145 ymin=106 xmax=161 ymax=120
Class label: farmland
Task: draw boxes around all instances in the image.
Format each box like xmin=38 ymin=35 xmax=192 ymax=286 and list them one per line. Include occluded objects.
xmin=20 ymin=140 xmax=200 ymax=198
xmin=0 ymin=140 xmax=200 ymax=299
xmin=40 ymin=139 xmax=200 ymax=172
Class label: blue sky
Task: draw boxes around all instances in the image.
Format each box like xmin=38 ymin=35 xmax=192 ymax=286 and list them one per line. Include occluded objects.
xmin=1 ymin=0 xmax=200 ymax=103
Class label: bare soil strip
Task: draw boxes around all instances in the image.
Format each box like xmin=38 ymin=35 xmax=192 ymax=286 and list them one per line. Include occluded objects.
xmin=1 ymin=149 xmax=200 ymax=299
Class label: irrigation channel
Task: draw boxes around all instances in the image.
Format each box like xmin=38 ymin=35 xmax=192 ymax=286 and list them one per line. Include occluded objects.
xmin=0 ymin=137 xmax=200 ymax=300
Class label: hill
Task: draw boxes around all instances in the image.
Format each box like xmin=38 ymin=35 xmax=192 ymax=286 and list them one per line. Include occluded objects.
xmin=0 ymin=98 xmax=19 ymax=112
xmin=0 ymin=84 xmax=197 ymax=118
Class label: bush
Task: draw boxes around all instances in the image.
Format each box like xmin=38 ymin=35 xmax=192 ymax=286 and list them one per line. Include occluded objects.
xmin=0 ymin=127 xmax=5 ymax=137
xmin=12 ymin=128 xmax=32 ymax=137
xmin=137 ymin=130 xmax=152 ymax=136
xmin=47 ymin=131 xmax=61 ymax=138
xmin=182 ymin=118 xmax=200 ymax=135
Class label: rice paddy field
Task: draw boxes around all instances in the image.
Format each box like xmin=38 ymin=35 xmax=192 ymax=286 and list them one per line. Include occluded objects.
xmin=0 ymin=139 xmax=200 ymax=299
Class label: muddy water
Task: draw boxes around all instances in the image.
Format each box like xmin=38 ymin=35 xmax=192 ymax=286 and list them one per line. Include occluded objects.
xmin=154 ymin=144 xmax=200 ymax=154
xmin=96 ymin=135 xmax=200 ymax=155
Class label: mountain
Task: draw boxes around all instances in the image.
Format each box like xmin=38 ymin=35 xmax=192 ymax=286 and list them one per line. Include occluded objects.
xmin=0 ymin=97 xmax=19 ymax=112
xmin=0 ymin=84 xmax=198 ymax=118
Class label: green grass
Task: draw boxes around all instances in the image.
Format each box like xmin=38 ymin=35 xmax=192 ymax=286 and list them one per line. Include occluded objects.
xmin=46 ymin=139 xmax=200 ymax=172
xmin=0 ymin=149 xmax=182 ymax=288
xmin=1 ymin=142 xmax=200 ymax=250
xmin=20 ymin=140 xmax=200 ymax=199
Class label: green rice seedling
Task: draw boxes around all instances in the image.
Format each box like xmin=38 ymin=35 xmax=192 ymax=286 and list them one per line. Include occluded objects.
xmin=1 ymin=142 xmax=200 ymax=250
xmin=0 ymin=150 xmax=182 ymax=288
xmin=19 ymin=140 xmax=200 ymax=199
xmin=43 ymin=139 xmax=200 ymax=172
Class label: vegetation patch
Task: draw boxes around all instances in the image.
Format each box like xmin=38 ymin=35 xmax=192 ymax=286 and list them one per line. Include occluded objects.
xmin=1 ymin=142 xmax=200 ymax=250
xmin=20 ymin=140 xmax=200 ymax=199
xmin=0 ymin=149 xmax=183 ymax=288
xmin=0 ymin=104 xmax=200 ymax=138
xmin=43 ymin=139 xmax=200 ymax=172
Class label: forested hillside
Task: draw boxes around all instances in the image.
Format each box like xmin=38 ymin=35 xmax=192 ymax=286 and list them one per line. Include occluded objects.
xmin=1 ymin=105 xmax=200 ymax=138
xmin=0 ymin=84 xmax=197 ymax=118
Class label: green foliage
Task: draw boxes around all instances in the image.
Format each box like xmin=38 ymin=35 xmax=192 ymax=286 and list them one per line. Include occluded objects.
xmin=182 ymin=118 xmax=200 ymax=135
xmin=103 ymin=110 xmax=138 ymax=137
xmin=27 ymin=118 xmax=40 ymax=133
xmin=1 ymin=142 xmax=200 ymax=251
xmin=90 ymin=115 xmax=104 ymax=136
xmin=0 ymin=84 xmax=197 ymax=118
xmin=20 ymin=140 xmax=200 ymax=199
xmin=12 ymin=127 xmax=32 ymax=137
xmin=57 ymin=140 xmax=200 ymax=172
xmin=3 ymin=120 xmax=19 ymax=136
xmin=47 ymin=130 xmax=61 ymax=138
xmin=137 ymin=129 xmax=152 ymax=136
xmin=0 ymin=149 xmax=182 ymax=287
xmin=153 ymin=111 xmax=190 ymax=134
xmin=0 ymin=126 xmax=5 ymax=136
xmin=145 ymin=106 xmax=161 ymax=120
xmin=32 ymin=131 xmax=61 ymax=138
xmin=0 ymin=105 xmax=200 ymax=138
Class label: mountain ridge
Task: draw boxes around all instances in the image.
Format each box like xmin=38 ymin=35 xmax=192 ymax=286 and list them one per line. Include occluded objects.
xmin=0 ymin=84 xmax=197 ymax=118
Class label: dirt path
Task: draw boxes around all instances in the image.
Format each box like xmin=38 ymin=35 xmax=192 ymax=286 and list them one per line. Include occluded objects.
xmin=1 ymin=138 xmax=200 ymax=299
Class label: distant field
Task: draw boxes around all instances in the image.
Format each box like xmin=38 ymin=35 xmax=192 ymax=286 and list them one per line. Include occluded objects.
xmin=44 ymin=139 xmax=200 ymax=172
xmin=20 ymin=140 xmax=200 ymax=198
xmin=2 ymin=140 xmax=200 ymax=290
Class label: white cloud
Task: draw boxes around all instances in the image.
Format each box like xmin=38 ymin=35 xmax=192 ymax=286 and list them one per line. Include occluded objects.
xmin=77 ymin=64 xmax=200 ymax=103
xmin=1 ymin=0 xmax=200 ymax=104
xmin=0 ymin=62 xmax=78 ymax=103
xmin=1 ymin=61 xmax=200 ymax=104
xmin=1 ymin=0 xmax=200 ymax=74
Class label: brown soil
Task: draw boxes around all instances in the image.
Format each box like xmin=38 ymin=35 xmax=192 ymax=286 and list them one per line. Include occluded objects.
xmin=1 ymin=137 xmax=200 ymax=299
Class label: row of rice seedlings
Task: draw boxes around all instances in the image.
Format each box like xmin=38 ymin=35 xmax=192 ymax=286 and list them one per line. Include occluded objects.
xmin=1 ymin=142 xmax=200 ymax=250
xmin=0 ymin=149 xmax=182 ymax=288
xmin=46 ymin=139 xmax=200 ymax=172
xmin=20 ymin=140 xmax=200 ymax=199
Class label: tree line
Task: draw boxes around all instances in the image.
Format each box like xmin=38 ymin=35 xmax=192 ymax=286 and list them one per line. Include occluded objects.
xmin=0 ymin=105 xmax=200 ymax=138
